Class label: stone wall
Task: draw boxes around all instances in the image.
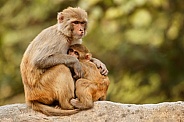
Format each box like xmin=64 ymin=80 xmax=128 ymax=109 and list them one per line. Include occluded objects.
xmin=0 ymin=101 xmax=183 ymax=122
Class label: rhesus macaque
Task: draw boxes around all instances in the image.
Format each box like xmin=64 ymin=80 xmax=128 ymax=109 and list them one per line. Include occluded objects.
xmin=20 ymin=7 xmax=108 ymax=116
xmin=68 ymin=44 xmax=110 ymax=110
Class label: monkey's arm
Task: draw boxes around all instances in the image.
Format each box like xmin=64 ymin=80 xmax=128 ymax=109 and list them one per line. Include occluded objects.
xmin=90 ymin=58 xmax=109 ymax=76
xmin=33 ymin=53 xmax=83 ymax=77
xmin=34 ymin=53 xmax=77 ymax=68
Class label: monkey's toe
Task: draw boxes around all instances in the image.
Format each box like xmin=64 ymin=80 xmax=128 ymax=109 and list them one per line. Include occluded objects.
xmin=55 ymin=105 xmax=62 ymax=109
xmin=70 ymin=99 xmax=78 ymax=106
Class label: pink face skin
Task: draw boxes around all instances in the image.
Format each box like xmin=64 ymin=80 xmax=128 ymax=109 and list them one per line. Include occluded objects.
xmin=72 ymin=21 xmax=87 ymax=39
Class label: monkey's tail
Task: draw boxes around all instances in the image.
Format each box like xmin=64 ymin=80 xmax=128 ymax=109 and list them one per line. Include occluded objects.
xmin=29 ymin=101 xmax=79 ymax=116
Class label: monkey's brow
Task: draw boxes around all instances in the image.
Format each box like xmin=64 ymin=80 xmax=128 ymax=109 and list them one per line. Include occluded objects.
xmin=72 ymin=21 xmax=86 ymax=24
xmin=80 ymin=21 xmax=86 ymax=24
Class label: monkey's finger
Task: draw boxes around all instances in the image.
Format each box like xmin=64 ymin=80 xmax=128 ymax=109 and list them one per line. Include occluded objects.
xmin=74 ymin=69 xmax=83 ymax=78
xmin=80 ymin=71 xmax=84 ymax=77
xmin=103 ymin=69 xmax=109 ymax=76
xmin=75 ymin=109 xmax=80 ymax=111
xmin=74 ymin=62 xmax=83 ymax=77
xmin=73 ymin=75 xmax=79 ymax=79
xmin=94 ymin=61 xmax=101 ymax=68
xmin=79 ymin=70 xmax=84 ymax=78
xmin=99 ymin=63 xmax=108 ymax=75
xmin=75 ymin=71 xmax=81 ymax=78
xmin=100 ymin=68 xmax=109 ymax=76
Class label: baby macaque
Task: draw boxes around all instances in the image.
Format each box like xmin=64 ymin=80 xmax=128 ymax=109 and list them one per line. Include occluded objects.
xmin=68 ymin=44 xmax=110 ymax=109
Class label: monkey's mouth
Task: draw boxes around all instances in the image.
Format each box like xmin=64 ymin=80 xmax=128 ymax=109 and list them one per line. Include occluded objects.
xmin=79 ymin=33 xmax=84 ymax=37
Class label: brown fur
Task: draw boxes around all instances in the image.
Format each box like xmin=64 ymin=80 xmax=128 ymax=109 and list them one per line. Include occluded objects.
xmin=68 ymin=44 xmax=110 ymax=109
xmin=20 ymin=7 xmax=88 ymax=116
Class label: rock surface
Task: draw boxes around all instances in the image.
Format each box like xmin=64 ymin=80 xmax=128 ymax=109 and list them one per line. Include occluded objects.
xmin=0 ymin=101 xmax=184 ymax=122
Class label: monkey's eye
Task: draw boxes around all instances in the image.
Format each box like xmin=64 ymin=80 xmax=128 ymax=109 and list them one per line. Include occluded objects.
xmin=68 ymin=48 xmax=79 ymax=56
xmin=74 ymin=51 xmax=79 ymax=56
xmin=73 ymin=21 xmax=79 ymax=24
xmin=68 ymin=48 xmax=74 ymax=53
xmin=80 ymin=21 xmax=86 ymax=24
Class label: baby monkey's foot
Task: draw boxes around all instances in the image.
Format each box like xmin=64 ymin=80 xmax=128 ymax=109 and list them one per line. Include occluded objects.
xmin=70 ymin=98 xmax=78 ymax=105
xmin=55 ymin=105 xmax=62 ymax=109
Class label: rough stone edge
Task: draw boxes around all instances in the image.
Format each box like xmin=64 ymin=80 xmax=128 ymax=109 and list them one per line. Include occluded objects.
xmin=0 ymin=101 xmax=184 ymax=122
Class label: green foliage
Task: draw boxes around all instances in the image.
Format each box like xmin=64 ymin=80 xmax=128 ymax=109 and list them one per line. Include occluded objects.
xmin=0 ymin=0 xmax=184 ymax=105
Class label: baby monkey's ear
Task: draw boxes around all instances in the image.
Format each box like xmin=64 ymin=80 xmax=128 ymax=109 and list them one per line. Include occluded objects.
xmin=85 ymin=53 xmax=92 ymax=60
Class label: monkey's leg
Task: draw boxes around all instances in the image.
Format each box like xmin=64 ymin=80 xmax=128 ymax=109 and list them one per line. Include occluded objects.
xmin=71 ymin=79 xmax=95 ymax=109
xmin=98 ymin=95 xmax=106 ymax=101
xmin=54 ymin=65 xmax=75 ymax=110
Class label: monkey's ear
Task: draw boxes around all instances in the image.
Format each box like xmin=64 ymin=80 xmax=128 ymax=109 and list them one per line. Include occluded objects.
xmin=85 ymin=53 xmax=92 ymax=60
xmin=57 ymin=12 xmax=64 ymax=23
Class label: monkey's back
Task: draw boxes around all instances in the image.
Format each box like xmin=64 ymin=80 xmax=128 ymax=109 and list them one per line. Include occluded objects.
xmin=80 ymin=60 xmax=103 ymax=81
xmin=20 ymin=25 xmax=71 ymax=100
xmin=79 ymin=60 xmax=110 ymax=101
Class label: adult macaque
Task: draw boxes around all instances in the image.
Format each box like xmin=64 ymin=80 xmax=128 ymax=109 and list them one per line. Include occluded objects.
xmin=68 ymin=44 xmax=110 ymax=109
xmin=20 ymin=7 xmax=108 ymax=116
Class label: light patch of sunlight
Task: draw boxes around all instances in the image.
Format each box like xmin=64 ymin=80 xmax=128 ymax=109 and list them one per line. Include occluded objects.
xmin=167 ymin=13 xmax=183 ymax=40
xmin=114 ymin=0 xmax=126 ymax=4
xmin=130 ymin=9 xmax=152 ymax=27
xmin=79 ymin=0 xmax=102 ymax=10
xmin=167 ymin=22 xmax=179 ymax=40
xmin=134 ymin=0 xmax=147 ymax=6
xmin=90 ymin=6 xmax=103 ymax=20
xmin=105 ymin=0 xmax=147 ymax=19
xmin=102 ymin=20 xmax=119 ymax=34
xmin=149 ymin=31 xmax=163 ymax=47
xmin=125 ymin=29 xmax=148 ymax=44
xmin=150 ymin=0 xmax=168 ymax=8
xmin=3 ymin=32 xmax=19 ymax=46
xmin=125 ymin=28 xmax=164 ymax=47
xmin=105 ymin=7 xmax=124 ymax=19
xmin=88 ymin=7 xmax=103 ymax=32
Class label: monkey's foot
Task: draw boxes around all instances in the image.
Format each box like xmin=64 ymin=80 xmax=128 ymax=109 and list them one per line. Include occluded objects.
xmin=70 ymin=99 xmax=78 ymax=104
xmin=55 ymin=105 xmax=62 ymax=109
xmin=70 ymin=99 xmax=79 ymax=106
xmin=70 ymin=98 xmax=91 ymax=109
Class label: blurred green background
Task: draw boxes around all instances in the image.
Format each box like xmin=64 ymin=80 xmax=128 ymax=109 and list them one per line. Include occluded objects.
xmin=0 ymin=0 xmax=184 ymax=105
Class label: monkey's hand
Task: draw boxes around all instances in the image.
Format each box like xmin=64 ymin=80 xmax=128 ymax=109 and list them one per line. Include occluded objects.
xmin=91 ymin=58 xmax=109 ymax=76
xmin=73 ymin=61 xmax=83 ymax=78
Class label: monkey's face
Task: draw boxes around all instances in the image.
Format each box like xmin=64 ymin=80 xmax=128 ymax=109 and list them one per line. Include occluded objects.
xmin=68 ymin=48 xmax=80 ymax=59
xmin=71 ymin=21 xmax=87 ymax=39
xmin=68 ymin=47 xmax=92 ymax=61
xmin=57 ymin=7 xmax=88 ymax=39
xmin=68 ymin=44 xmax=92 ymax=61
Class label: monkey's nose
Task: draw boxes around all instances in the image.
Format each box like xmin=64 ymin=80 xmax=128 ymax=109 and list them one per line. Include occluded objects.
xmin=79 ymin=28 xmax=84 ymax=32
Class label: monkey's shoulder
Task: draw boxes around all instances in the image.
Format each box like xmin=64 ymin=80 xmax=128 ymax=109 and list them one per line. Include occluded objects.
xmin=80 ymin=61 xmax=96 ymax=69
xmin=80 ymin=61 xmax=102 ymax=77
xmin=35 ymin=24 xmax=62 ymax=38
